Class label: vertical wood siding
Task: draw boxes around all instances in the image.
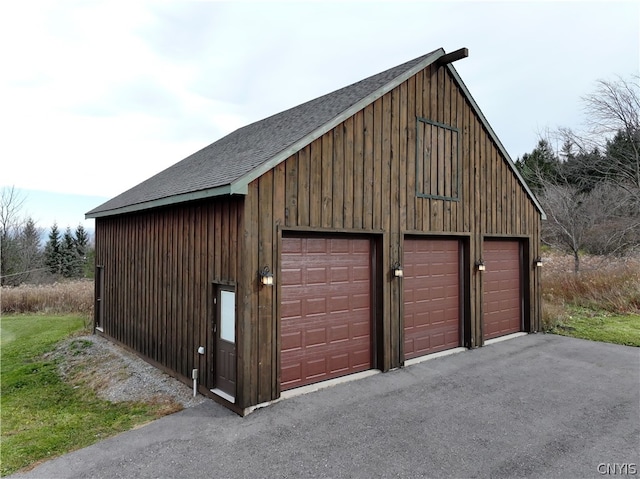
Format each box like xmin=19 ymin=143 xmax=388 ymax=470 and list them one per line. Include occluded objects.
xmin=243 ymin=63 xmax=542 ymax=406
xmin=95 ymin=198 xmax=242 ymax=394
xmin=97 ymin=62 xmax=542 ymax=411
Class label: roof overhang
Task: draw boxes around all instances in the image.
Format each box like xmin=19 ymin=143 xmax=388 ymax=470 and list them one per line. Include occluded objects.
xmin=86 ymin=182 xmax=248 ymax=219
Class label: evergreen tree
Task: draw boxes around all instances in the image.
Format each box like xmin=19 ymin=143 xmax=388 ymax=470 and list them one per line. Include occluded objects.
xmin=559 ymin=139 xmax=575 ymax=163
xmin=0 ymin=229 xmax=20 ymax=285
xmin=44 ymin=223 xmax=62 ymax=276
xmin=562 ymin=147 xmax=605 ymax=192
xmin=61 ymin=226 xmax=79 ymax=278
xmin=74 ymin=224 xmax=89 ymax=278
xmin=17 ymin=217 xmax=43 ymax=283
xmin=605 ymin=129 xmax=640 ymax=192
xmin=515 ymin=139 xmax=561 ymax=193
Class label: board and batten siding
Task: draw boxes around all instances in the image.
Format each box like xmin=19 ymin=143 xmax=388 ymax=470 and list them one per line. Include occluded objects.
xmin=242 ymin=63 xmax=542 ymax=407
xmin=95 ymin=198 xmax=243 ymax=397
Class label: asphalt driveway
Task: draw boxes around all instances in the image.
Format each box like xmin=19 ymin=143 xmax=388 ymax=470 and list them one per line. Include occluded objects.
xmin=10 ymin=334 xmax=640 ymax=479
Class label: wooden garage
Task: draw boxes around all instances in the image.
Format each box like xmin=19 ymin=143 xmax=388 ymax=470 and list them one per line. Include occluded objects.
xmin=87 ymin=47 xmax=545 ymax=415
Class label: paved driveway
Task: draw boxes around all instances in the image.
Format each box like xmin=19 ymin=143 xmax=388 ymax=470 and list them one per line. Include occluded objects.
xmin=11 ymin=334 xmax=640 ymax=479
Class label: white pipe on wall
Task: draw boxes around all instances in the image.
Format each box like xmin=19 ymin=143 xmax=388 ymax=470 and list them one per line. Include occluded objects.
xmin=192 ymin=369 xmax=198 ymax=397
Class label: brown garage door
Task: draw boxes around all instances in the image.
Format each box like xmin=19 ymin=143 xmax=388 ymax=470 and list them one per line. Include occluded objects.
xmin=483 ymin=240 xmax=522 ymax=340
xmin=403 ymin=238 xmax=460 ymax=360
xmin=280 ymin=237 xmax=372 ymax=390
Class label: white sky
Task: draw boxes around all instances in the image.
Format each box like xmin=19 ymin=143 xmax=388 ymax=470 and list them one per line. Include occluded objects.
xmin=1 ymin=1 xmax=638 ymax=230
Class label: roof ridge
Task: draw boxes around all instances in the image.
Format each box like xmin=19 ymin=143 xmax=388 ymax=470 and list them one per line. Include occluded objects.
xmin=246 ymin=49 xmax=442 ymax=129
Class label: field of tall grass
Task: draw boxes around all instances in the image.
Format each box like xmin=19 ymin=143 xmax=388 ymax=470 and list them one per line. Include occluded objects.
xmin=541 ymin=252 xmax=640 ymax=334
xmin=1 ymin=280 xmax=94 ymax=318
xmin=2 ymin=252 xmax=638 ymax=338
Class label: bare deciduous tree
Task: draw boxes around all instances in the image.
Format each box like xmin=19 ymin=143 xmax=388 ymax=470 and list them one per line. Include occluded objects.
xmin=523 ymin=76 xmax=640 ymax=270
xmin=542 ymin=182 xmax=640 ymax=272
xmin=0 ymin=186 xmax=25 ymax=237
xmin=559 ymin=75 xmax=640 ymax=196
xmin=541 ymin=184 xmax=593 ymax=273
xmin=0 ymin=186 xmax=27 ymax=285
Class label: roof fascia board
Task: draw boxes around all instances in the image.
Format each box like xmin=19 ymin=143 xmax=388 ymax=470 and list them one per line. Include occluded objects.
xmin=445 ymin=64 xmax=547 ymax=220
xmin=230 ymin=49 xmax=447 ymax=192
xmin=86 ymin=183 xmax=245 ymax=219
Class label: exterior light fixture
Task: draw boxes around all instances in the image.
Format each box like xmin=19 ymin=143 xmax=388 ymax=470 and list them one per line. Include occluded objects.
xmin=259 ymin=266 xmax=274 ymax=286
xmin=475 ymin=260 xmax=486 ymax=272
xmin=534 ymin=257 xmax=543 ymax=267
xmin=392 ymin=262 xmax=403 ymax=278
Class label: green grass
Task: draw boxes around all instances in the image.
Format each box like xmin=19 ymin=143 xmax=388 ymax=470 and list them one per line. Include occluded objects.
xmin=549 ymin=308 xmax=640 ymax=347
xmin=0 ymin=315 xmax=159 ymax=476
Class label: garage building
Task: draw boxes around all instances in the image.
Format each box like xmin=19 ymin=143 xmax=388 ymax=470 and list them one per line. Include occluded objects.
xmin=87 ymin=47 xmax=545 ymax=415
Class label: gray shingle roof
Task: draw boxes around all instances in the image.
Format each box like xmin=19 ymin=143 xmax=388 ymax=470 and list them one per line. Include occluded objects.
xmin=87 ymin=49 xmax=444 ymax=217
xmin=86 ymin=48 xmax=545 ymax=219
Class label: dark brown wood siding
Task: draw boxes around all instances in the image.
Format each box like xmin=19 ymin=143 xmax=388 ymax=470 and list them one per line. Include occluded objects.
xmin=96 ymin=62 xmax=542 ymax=412
xmin=243 ymin=63 xmax=542 ymax=406
xmin=94 ymin=197 xmax=243 ymax=395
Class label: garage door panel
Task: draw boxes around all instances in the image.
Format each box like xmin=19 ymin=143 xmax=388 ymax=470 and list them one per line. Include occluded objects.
xmin=307 ymin=358 xmax=327 ymax=378
xmin=351 ymin=292 xmax=371 ymax=311
xmin=281 ymin=363 xmax=301 ymax=385
xmin=352 ymin=266 xmax=370 ymax=282
xmin=306 ymin=238 xmax=328 ymax=253
xmin=331 ymin=266 xmax=349 ymax=282
xmin=329 ymin=354 xmax=349 ymax=374
xmin=403 ymin=239 xmax=461 ymax=360
xmin=351 ymin=320 xmax=371 ymax=339
xmin=328 ymin=296 xmax=349 ymax=313
xmin=483 ymin=240 xmax=522 ymax=340
xmin=282 ymin=267 xmax=302 ymax=284
xmin=334 ymin=325 xmax=351 ymax=343
xmin=306 ymin=327 xmax=328 ymax=347
xmin=281 ymin=331 xmax=302 ymax=351
xmin=281 ymin=299 xmax=302 ymax=319
xmin=304 ymin=297 xmax=327 ymax=316
xmin=282 ymin=237 xmax=302 ymax=253
xmin=307 ymin=267 xmax=328 ymax=285
xmin=281 ymin=237 xmax=372 ymax=390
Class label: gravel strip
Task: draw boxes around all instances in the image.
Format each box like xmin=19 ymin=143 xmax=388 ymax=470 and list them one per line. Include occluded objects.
xmin=47 ymin=334 xmax=207 ymax=409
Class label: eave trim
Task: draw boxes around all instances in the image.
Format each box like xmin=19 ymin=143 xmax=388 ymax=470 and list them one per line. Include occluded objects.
xmin=85 ymin=183 xmax=247 ymax=219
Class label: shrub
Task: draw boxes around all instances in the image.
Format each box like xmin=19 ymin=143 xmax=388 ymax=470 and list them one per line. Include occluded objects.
xmin=541 ymin=301 xmax=569 ymax=331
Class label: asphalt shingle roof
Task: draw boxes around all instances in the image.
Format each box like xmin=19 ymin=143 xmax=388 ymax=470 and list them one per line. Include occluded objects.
xmin=87 ymin=49 xmax=442 ymax=217
xmin=86 ymin=48 xmax=545 ymax=219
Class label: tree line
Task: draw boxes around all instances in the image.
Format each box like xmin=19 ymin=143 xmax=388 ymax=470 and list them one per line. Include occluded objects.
xmin=0 ymin=187 xmax=94 ymax=286
xmin=515 ymin=75 xmax=640 ymax=272
xmin=3 ymin=76 xmax=638 ymax=281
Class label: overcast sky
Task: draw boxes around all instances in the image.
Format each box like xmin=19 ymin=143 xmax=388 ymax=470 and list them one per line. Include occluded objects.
xmin=1 ymin=1 xmax=638 ymax=230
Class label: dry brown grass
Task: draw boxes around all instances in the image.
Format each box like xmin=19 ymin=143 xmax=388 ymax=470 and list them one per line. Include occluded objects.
xmin=541 ymin=251 xmax=640 ymax=330
xmin=1 ymin=280 xmax=94 ymax=318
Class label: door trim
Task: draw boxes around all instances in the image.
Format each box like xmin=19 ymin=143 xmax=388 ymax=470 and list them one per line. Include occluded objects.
xmin=213 ymin=283 xmax=237 ymax=401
